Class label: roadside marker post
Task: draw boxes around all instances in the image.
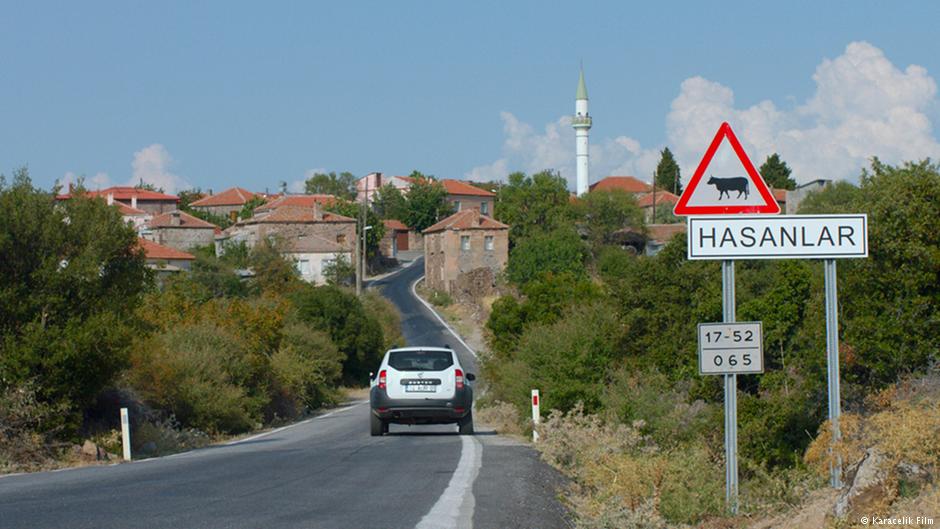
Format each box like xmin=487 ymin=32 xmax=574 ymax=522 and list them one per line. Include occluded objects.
xmin=120 ymin=407 xmax=131 ymax=461
xmin=531 ymin=390 xmax=540 ymax=443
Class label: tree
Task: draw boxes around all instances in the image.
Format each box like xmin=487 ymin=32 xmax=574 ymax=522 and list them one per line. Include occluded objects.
xmin=304 ymin=171 xmax=357 ymax=200
xmin=0 ymin=169 xmax=151 ymax=429
xmin=372 ymin=184 xmax=407 ymax=221
xmin=759 ymin=153 xmax=796 ymax=190
xmin=238 ymin=196 xmax=267 ymax=220
xmin=506 ymin=226 xmax=588 ymax=286
xmin=177 ymin=188 xmax=205 ymax=210
xmin=135 ymin=179 xmax=164 ymax=193
xmin=248 ymin=237 xmax=302 ymax=294
xmin=654 ymin=147 xmax=683 ymax=195
xmin=574 ymin=189 xmax=643 ymax=247
xmin=403 ymin=172 xmax=451 ymax=232
xmin=495 ymin=170 xmax=573 ymax=244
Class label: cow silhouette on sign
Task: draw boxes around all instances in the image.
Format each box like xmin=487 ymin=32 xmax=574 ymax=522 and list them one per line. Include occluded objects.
xmin=707 ymin=176 xmax=750 ymax=200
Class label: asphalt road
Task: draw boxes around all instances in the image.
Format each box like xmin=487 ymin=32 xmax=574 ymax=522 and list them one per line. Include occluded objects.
xmin=0 ymin=259 xmax=570 ymax=529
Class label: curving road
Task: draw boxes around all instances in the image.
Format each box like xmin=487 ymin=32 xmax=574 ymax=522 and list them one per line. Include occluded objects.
xmin=0 ymin=258 xmax=570 ymax=529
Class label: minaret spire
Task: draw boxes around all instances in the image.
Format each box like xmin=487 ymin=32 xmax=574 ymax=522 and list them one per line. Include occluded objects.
xmin=573 ymin=66 xmax=592 ymax=195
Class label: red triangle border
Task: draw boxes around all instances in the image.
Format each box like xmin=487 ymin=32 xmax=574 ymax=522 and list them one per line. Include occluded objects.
xmin=673 ymin=122 xmax=781 ymax=215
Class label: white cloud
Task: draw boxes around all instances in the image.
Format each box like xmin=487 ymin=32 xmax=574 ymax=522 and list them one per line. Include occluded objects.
xmin=128 ymin=144 xmax=188 ymax=193
xmin=467 ymin=41 xmax=940 ymax=189
xmin=62 ymin=170 xmax=111 ymax=190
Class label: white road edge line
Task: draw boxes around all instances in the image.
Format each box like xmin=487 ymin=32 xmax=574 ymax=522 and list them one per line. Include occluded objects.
xmin=411 ymin=276 xmax=477 ymax=358
xmin=224 ymin=401 xmax=366 ymax=446
xmin=415 ymin=435 xmax=482 ymax=529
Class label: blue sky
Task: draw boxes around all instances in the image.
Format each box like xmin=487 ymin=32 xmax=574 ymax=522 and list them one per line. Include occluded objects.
xmin=3 ymin=1 xmax=940 ymax=193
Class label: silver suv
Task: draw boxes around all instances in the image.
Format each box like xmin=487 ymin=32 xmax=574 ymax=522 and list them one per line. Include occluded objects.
xmin=369 ymin=347 xmax=475 ymax=436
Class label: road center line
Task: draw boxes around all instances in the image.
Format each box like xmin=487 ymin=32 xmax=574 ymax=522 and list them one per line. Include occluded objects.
xmin=415 ymin=435 xmax=482 ymax=529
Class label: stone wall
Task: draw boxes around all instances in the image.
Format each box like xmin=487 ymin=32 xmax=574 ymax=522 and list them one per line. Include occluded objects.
xmin=423 ymin=228 xmax=508 ymax=294
xmin=148 ymin=227 xmax=216 ymax=251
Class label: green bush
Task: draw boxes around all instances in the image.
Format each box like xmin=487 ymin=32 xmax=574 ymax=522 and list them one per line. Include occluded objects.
xmin=506 ymin=226 xmax=588 ymax=286
xmin=130 ymin=322 xmax=262 ymax=434
xmin=427 ymin=289 xmax=453 ymax=307
xmin=269 ymin=322 xmax=343 ymax=414
xmin=290 ymin=284 xmax=386 ymax=384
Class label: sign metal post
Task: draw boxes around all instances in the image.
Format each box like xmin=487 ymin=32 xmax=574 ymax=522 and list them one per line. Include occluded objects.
xmin=721 ymin=260 xmax=738 ymax=513
xmin=824 ymin=259 xmax=843 ymax=488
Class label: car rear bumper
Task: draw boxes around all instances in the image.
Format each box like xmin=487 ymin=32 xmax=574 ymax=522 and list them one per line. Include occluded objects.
xmin=370 ymin=387 xmax=473 ymax=423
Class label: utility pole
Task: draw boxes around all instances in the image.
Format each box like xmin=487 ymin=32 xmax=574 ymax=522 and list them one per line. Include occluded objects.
xmin=652 ymin=178 xmax=657 ymax=223
xmin=356 ymin=176 xmax=365 ymax=296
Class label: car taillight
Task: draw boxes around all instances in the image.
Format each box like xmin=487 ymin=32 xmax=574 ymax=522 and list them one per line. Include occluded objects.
xmin=455 ymin=369 xmax=464 ymax=390
xmin=378 ymin=370 xmax=387 ymax=390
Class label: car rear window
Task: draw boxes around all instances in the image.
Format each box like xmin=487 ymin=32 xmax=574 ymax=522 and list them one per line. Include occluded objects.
xmin=387 ymin=350 xmax=454 ymax=372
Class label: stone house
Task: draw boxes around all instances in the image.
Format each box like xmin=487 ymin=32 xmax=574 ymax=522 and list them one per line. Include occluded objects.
xmin=637 ymin=190 xmax=680 ymax=222
xmin=216 ymin=204 xmax=356 ymax=284
xmin=423 ymin=209 xmax=508 ymax=294
xmin=189 ymin=187 xmax=260 ymax=220
xmin=57 ymin=186 xmax=179 ymax=215
xmin=589 ymin=175 xmax=652 ymax=194
xmin=143 ymin=210 xmax=219 ymax=251
xmin=138 ymin=237 xmax=195 ymax=273
xmin=785 ymin=179 xmax=831 ymax=214
xmin=380 ymin=219 xmax=411 ymax=258
xmin=441 ymin=179 xmax=496 ymax=216
xmin=252 ymin=194 xmax=337 ymax=218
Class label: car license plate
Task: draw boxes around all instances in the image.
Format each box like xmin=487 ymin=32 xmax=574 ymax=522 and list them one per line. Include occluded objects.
xmin=405 ymin=385 xmax=436 ymax=393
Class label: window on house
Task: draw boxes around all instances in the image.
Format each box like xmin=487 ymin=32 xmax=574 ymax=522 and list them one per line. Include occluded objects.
xmin=336 ymin=234 xmax=346 ymax=244
xmin=296 ymin=259 xmax=310 ymax=276
xmin=480 ymin=201 xmax=488 ymax=215
xmin=461 ymin=235 xmax=470 ymax=251
xmin=484 ymin=235 xmax=494 ymax=251
xmin=454 ymin=200 xmax=461 ymax=211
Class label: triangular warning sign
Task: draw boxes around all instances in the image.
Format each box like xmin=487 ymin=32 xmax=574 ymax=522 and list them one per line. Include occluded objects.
xmin=673 ymin=122 xmax=780 ymax=215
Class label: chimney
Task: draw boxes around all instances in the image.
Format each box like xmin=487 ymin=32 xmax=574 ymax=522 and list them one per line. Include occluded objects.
xmin=107 ymin=193 xmax=114 ymax=206
xmin=131 ymin=195 xmax=138 ymax=209
xmin=171 ymin=210 xmax=181 ymax=226
xmin=313 ymin=201 xmax=323 ymax=221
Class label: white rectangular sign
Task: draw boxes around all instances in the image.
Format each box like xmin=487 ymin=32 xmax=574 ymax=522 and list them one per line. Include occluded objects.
xmin=698 ymin=322 xmax=763 ymax=375
xmin=687 ymin=214 xmax=868 ymax=260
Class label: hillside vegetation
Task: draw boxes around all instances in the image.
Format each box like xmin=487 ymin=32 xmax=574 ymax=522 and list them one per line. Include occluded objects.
xmin=479 ymin=162 xmax=940 ymax=527
xmin=0 ymin=170 xmax=402 ymax=471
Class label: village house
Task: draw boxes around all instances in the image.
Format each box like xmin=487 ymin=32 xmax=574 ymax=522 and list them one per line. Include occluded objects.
xmin=188 ymin=187 xmax=261 ymax=220
xmin=423 ymin=208 xmax=508 ymax=295
xmin=252 ymin=194 xmax=337 ymax=218
xmin=138 ymin=237 xmax=195 ymax=273
xmin=380 ymin=219 xmax=411 ymax=259
xmin=57 ymin=186 xmax=179 ymax=215
xmin=441 ymin=179 xmax=495 ymax=216
xmin=356 ymin=172 xmax=411 ymax=203
xmin=785 ymin=179 xmax=831 ymax=214
xmin=143 ymin=210 xmax=219 ymax=251
xmin=589 ymin=175 xmax=652 ymax=194
xmin=636 ymin=189 xmax=680 ymax=222
xmin=216 ymin=203 xmax=356 ymax=284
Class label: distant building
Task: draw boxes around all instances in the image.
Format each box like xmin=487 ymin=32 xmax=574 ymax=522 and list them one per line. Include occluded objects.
xmin=637 ymin=190 xmax=680 ymax=222
xmin=644 ymin=223 xmax=687 ymax=255
xmin=110 ymin=199 xmax=152 ymax=228
xmin=423 ymin=209 xmax=508 ymax=294
xmin=380 ymin=219 xmax=411 ymax=258
xmin=589 ymin=176 xmax=652 ymax=194
xmin=440 ymin=179 xmax=496 ymax=216
xmin=217 ymin=203 xmax=356 ymax=284
xmin=57 ymin=186 xmax=179 ymax=215
xmin=189 ymin=187 xmax=261 ymax=219
xmin=253 ymin=194 xmax=337 ymax=217
xmin=138 ymin=237 xmax=195 ymax=274
xmin=785 ymin=179 xmax=832 ymax=214
xmin=143 ymin=210 xmax=219 ymax=251
xmin=573 ymin=68 xmax=592 ymax=196
xmin=357 ymin=173 xmax=413 ymax=203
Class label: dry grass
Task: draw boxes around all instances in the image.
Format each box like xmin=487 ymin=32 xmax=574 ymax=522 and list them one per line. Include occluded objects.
xmin=475 ymin=401 xmax=526 ymax=437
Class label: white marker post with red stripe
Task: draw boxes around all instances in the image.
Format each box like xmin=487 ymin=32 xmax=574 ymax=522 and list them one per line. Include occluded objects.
xmin=531 ymin=389 xmax=540 ymax=442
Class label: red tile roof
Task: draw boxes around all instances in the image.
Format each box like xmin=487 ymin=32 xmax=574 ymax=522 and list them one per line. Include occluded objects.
xmin=637 ymin=190 xmax=680 ymax=208
xmin=423 ymin=209 xmax=508 ymax=234
xmin=147 ymin=210 xmax=219 ymax=229
xmin=190 ymin=187 xmax=258 ymax=207
xmin=58 ymin=186 xmax=179 ymax=202
xmin=383 ymin=219 xmax=410 ymax=231
xmin=589 ymin=176 xmax=652 ymax=194
xmin=441 ymin=179 xmax=495 ymax=197
xmin=247 ymin=206 xmax=355 ymax=224
xmin=113 ymin=201 xmax=148 ymax=216
xmin=138 ymin=238 xmax=195 ymax=261
xmin=254 ymin=194 xmax=338 ymax=213
xmin=646 ymin=223 xmax=687 ymax=242
xmin=284 ymin=233 xmax=351 ymax=254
